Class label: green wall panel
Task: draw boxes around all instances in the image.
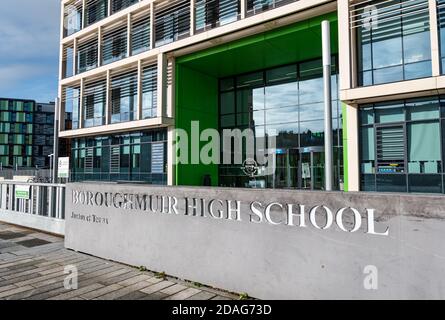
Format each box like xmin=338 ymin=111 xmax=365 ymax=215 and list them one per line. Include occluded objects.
xmin=175 ymin=64 xmax=219 ymax=186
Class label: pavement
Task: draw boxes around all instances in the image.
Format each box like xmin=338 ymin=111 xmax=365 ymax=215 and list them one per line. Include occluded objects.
xmin=0 ymin=221 xmax=238 ymax=300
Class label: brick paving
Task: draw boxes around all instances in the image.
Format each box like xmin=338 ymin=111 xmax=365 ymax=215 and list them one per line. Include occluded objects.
xmin=0 ymin=221 xmax=237 ymax=300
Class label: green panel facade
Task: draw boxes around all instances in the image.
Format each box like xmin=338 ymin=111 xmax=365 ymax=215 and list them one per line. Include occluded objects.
xmin=176 ymin=12 xmax=340 ymax=187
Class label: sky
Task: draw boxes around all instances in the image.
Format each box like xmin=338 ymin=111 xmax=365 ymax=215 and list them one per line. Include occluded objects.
xmin=0 ymin=0 xmax=60 ymax=103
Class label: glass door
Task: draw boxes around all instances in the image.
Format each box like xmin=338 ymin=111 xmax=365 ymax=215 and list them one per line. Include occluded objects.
xmin=299 ymin=146 xmax=325 ymax=190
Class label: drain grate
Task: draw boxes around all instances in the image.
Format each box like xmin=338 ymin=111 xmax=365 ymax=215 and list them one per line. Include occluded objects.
xmin=0 ymin=231 xmax=28 ymax=240
xmin=16 ymin=239 xmax=51 ymax=248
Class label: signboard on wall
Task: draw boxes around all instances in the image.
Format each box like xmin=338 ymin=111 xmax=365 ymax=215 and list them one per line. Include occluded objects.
xmin=15 ymin=185 xmax=30 ymax=200
xmin=58 ymin=157 xmax=70 ymax=179
xmin=65 ymin=183 xmax=445 ymax=299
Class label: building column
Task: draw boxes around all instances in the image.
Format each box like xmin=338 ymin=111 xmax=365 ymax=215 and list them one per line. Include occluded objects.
xmin=429 ymin=0 xmax=441 ymax=76
xmin=73 ymin=38 xmax=78 ymax=75
xmin=166 ymin=57 xmax=176 ymax=119
xmin=167 ymin=126 xmax=176 ymax=186
xmin=338 ymin=0 xmax=352 ymax=90
xmin=106 ymin=70 xmax=111 ymax=125
xmin=240 ymin=0 xmax=247 ymax=19
xmin=190 ymin=0 xmax=195 ymax=36
xmin=150 ymin=3 xmax=155 ymax=49
xmin=157 ymin=53 xmax=168 ymax=118
xmin=82 ymin=0 xmax=86 ymax=29
xmin=322 ymin=20 xmax=333 ymax=191
xmin=137 ymin=60 xmax=143 ymax=121
xmin=344 ymin=103 xmax=360 ymax=192
xmin=127 ymin=13 xmax=132 ymax=58
xmin=79 ymin=78 xmax=85 ymax=129
xmin=97 ymin=27 xmax=102 ymax=67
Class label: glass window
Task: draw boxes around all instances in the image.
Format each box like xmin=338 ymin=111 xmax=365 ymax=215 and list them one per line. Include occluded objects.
xmin=360 ymin=96 xmax=445 ymax=194
xmin=155 ymin=0 xmax=190 ymax=47
xmin=196 ymin=0 xmax=239 ymax=32
xmin=218 ymin=58 xmax=341 ymax=190
xmin=356 ymin=0 xmax=431 ymax=86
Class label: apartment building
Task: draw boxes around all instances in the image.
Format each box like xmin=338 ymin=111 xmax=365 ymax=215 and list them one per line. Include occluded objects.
xmin=58 ymin=0 xmax=445 ymax=194
xmin=0 ymin=98 xmax=72 ymax=169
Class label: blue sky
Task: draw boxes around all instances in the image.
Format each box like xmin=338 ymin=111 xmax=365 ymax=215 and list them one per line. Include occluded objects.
xmin=0 ymin=0 xmax=60 ymax=103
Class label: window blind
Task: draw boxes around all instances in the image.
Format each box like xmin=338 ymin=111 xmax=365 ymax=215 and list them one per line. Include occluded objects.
xmin=78 ymin=38 xmax=98 ymax=73
xmin=112 ymin=0 xmax=138 ymax=14
xmin=85 ymin=0 xmax=108 ymax=26
xmin=132 ymin=16 xmax=151 ymax=55
xmin=155 ymin=0 xmax=190 ymax=47
xmin=102 ymin=26 xmax=128 ymax=65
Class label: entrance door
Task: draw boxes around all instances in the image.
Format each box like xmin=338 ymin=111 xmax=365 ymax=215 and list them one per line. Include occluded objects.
xmin=299 ymin=147 xmax=325 ymax=190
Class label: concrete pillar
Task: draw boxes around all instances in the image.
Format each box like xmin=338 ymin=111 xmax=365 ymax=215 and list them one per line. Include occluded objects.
xmin=167 ymin=126 xmax=176 ymax=186
xmin=79 ymin=78 xmax=85 ymax=129
xmin=73 ymin=38 xmax=78 ymax=75
xmin=429 ymin=0 xmax=441 ymax=76
xmin=150 ymin=3 xmax=155 ymax=49
xmin=127 ymin=13 xmax=132 ymax=58
xmin=338 ymin=0 xmax=352 ymax=90
xmin=97 ymin=27 xmax=102 ymax=67
xmin=322 ymin=20 xmax=333 ymax=191
xmin=157 ymin=53 xmax=167 ymax=118
xmin=190 ymin=0 xmax=195 ymax=36
xmin=240 ymin=0 xmax=247 ymax=19
xmin=106 ymin=70 xmax=111 ymax=125
xmin=345 ymin=103 xmax=360 ymax=192
xmin=137 ymin=60 xmax=143 ymax=121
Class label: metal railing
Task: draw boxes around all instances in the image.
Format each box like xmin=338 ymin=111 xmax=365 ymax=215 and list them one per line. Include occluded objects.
xmin=0 ymin=180 xmax=66 ymax=235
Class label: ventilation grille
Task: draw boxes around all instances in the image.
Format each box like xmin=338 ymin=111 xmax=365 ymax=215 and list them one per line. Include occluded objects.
xmin=151 ymin=143 xmax=165 ymax=174
xmin=85 ymin=147 xmax=94 ymax=173
xmin=110 ymin=146 xmax=121 ymax=173
xmin=376 ymin=125 xmax=405 ymax=173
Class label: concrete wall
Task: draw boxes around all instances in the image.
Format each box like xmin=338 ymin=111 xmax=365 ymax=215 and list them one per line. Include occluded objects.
xmin=65 ymin=183 xmax=445 ymax=299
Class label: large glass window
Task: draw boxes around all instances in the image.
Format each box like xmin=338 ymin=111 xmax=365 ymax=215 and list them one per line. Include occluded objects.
xmin=111 ymin=0 xmax=138 ymax=14
xmin=195 ymin=0 xmax=240 ymax=32
xmin=110 ymin=71 xmax=138 ymax=124
xmin=155 ymin=0 xmax=190 ymax=47
xmin=219 ymin=57 xmax=342 ymax=190
xmin=141 ymin=65 xmax=158 ymax=119
xmin=71 ymin=130 xmax=167 ymax=183
xmin=132 ymin=16 xmax=151 ymax=55
xmin=360 ymin=96 xmax=445 ymax=193
xmin=355 ymin=0 xmax=431 ymax=86
xmin=83 ymin=80 xmax=106 ymax=128
xmin=64 ymin=0 xmax=83 ymax=37
xmin=246 ymin=0 xmax=295 ymax=17
xmin=85 ymin=0 xmax=108 ymax=27
xmin=63 ymin=86 xmax=80 ymax=130
xmin=77 ymin=38 xmax=98 ymax=73
xmin=437 ymin=0 xmax=445 ymax=71
xmin=102 ymin=26 xmax=128 ymax=65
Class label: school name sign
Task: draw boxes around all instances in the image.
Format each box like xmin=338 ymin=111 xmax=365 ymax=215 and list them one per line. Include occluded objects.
xmin=71 ymin=189 xmax=389 ymax=236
